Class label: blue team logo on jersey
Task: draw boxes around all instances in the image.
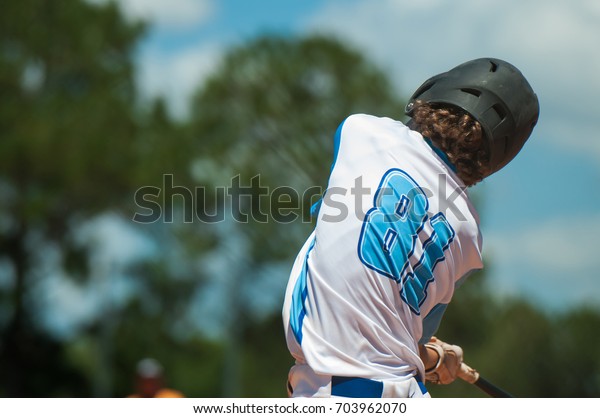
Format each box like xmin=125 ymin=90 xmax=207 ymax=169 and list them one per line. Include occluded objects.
xmin=358 ymin=169 xmax=455 ymax=315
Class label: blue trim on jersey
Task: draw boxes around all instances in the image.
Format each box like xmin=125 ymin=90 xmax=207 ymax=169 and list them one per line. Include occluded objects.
xmin=331 ymin=119 xmax=346 ymax=172
xmin=331 ymin=376 xmax=384 ymax=398
xmin=310 ymin=199 xmax=322 ymax=217
xmin=310 ymin=119 xmax=347 ymax=219
xmin=290 ymin=238 xmax=317 ymax=344
xmin=424 ymin=137 xmax=457 ymax=173
xmin=331 ymin=375 xmax=427 ymax=397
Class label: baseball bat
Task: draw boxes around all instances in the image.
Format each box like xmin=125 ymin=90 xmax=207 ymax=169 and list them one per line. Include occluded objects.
xmin=458 ymin=363 xmax=513 ymax=398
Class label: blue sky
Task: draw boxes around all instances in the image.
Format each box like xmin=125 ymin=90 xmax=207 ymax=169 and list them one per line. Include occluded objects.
xmin=84 ymin=0 xmax=600 ymax=315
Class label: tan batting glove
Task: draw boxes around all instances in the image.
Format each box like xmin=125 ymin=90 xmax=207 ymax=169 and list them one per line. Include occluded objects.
xmin=423 ymin=337 xmax=464 ymax=385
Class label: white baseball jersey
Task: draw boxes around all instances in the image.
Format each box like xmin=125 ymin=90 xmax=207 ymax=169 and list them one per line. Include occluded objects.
xmin=282 ymin=114 xmax=483 ymax=396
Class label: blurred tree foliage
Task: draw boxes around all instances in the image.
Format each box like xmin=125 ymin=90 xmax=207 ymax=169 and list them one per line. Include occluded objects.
xmin=429 ymin=271 xmax=600 ymax=398
xmin=1 ymin=0 xmax=141 ymax=396
xmin=0 ymin=0 xmax=599 ymax=399
xmin=0 ymin=0 xmax=199 ymax=396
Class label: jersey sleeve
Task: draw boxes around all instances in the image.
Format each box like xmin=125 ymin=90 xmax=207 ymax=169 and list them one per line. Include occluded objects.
xmin=418 ymin=303 xmax=448 ymax=344
xmin=418 ymin=268 xmax=482 ymax=344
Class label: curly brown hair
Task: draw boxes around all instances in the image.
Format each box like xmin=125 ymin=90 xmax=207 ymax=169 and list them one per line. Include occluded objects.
xmin=410 ymin=100 xmax=490 ymax=186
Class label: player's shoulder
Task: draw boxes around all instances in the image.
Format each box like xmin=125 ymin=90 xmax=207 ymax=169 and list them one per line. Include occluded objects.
xmin=341 ymin=113 xmax=406 ymax=132
xmin=337 ymin=113 xmax=408 ymax=147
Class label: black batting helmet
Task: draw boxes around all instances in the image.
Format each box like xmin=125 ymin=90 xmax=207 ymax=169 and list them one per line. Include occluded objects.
xmin=405 ymin=58 xmax=539 ymax=175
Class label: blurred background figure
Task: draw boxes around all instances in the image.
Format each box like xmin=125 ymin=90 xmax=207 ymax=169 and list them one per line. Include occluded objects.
xmin=128 ymin=358 xmax=184 ymax=398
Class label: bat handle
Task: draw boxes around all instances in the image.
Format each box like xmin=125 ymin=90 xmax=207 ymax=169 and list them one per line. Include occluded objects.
xmin=458 ymin=363 xmax=514 ymax=397
xmin=458 ymin=362 xmax=480 ymax=384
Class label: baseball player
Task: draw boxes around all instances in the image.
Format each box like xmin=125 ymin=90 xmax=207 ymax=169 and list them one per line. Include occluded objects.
xmin=127 ymin=358 xmax=184 ymax=398
xmin=282 ymin=58 xmax=539 ymax=397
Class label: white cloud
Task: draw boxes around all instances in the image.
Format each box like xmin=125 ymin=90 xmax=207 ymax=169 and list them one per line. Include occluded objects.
xmin=303 ymin=0 xmax=600 ymax=162
xmin=89 ymin=0 xmax=216 ymax=30
xmin=137 ymin=42 xmax=223 ymax=118
xmin=83 ymin=0 xmax=222 ymax=117
xmin=304 ymin=0 xmax=600 ymax=90
xmin=485 ymin=215 xmax=600 ymax=309
xmin=497 ymin=1 xmax=600 ymax=99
